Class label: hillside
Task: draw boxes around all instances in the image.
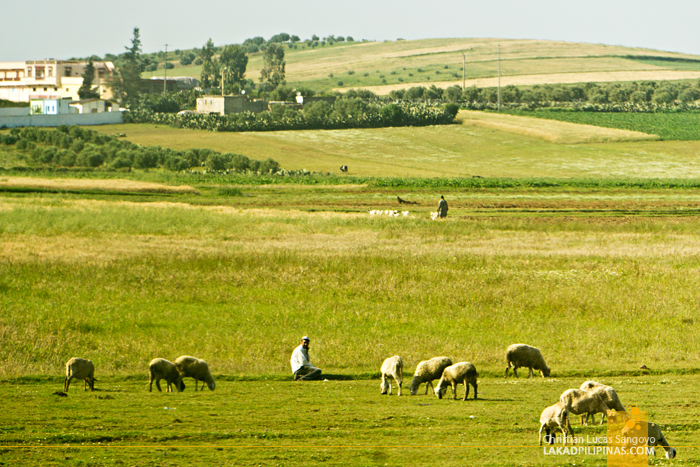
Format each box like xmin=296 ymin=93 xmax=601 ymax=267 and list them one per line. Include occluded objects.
xmin=143 ymin=37 xmax=700 ymax=94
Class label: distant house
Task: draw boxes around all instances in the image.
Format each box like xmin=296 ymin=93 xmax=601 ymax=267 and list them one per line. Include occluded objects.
xmin=196 ymin=95 xmax=266 ymax=115
xmin=69 ymin=98 xmax=119 ymax=114
xmin=30 ymin=98 xmax=75 ymax=115
xmin=0 ymin=59 xmax=115 ymax=103
xmin=143 ymin=76 xmax=199 ymax=94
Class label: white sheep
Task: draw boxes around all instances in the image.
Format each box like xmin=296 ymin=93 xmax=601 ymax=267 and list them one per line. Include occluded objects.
xmin=149 ymin=358 xmax=186 ymax=393
xmin=380 ymin=355 xmax=403 ymax=396
xmin=434 ymin=362 xmax=478 ymax=401
xmin=409 ymin=356 xmax=453 ymax=396
xmin=539 ymin=402 xmax=574 ymax=445
xmin=174 ymin=356 xmax=216 ymax=391
xmin=64 ymin=357 xmax=96 ymax=392
xmin=559 ymin=389 xmax=609 ymax=426
xmin=505 ymin=344 xmax=551 ymax=378
xmin=620 ymin=420 xmax=676 ymax=459
xmin=579 ymin=381 xmax=625 ymax=425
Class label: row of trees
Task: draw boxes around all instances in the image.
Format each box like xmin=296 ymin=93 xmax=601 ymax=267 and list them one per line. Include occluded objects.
xmin=124 ymin=99 xmax=460 ymax=132
xmin=107 ymin=29 xmax=288 ymax=106
xmin=388 ymin=80 xmax=700 ymax=106
xmin=2 ymin=126 xmax=280 ymax=174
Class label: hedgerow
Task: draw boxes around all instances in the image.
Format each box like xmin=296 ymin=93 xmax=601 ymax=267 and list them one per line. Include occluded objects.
xmin=123 ymin=100 xmax=459 ymax=132
xmin=0 ymin=126 xmax=280 ymax=173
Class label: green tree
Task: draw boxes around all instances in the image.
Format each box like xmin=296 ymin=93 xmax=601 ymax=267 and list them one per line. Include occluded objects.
xmin=111 ymin=27 xmax=145 ymax=105
xmin=219 ymin=45 xmax=248 ymax=86
xmin=78 ymin=59 xmax=100 ymax=99
xmin=199 ymin=39 xmax=218 ymax=88
xmin=260 ymin=43 xmax=285 ymax=88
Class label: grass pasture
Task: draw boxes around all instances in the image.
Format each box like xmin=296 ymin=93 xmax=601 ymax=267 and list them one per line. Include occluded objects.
xmin=3 ymin=176 xmax=700 ymax=465
xmin=3 ymin=111 xmax=700 ymax=465
xmin=80 ymin=114 xmax=700 ymax=180
xmin=0 ymin=375 xmax=698 ymax=467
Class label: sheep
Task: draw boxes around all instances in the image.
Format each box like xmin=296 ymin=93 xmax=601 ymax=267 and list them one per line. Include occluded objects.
xmin=559 ymin=389 xmax=609 ymax=426
xmin=174 ymin=356 xmax=216 ymax=391
xmin=579 ymin=381 xmax=625 ymax=425
xmin=504 ymin=344 xmax=551 ymax=378
xmin=380 ymin=355 xmax=404 ymax=396
xmin=538 ymin=402 xmax=574 ymax=446
xmin=620 ymin=420 xmax=676 ymax=459
xmin=409 ymin=357 xmax=453 ymax=396
xmin=434 ymin=362 xmax=478 ymax=401
xmin=149 ymin=358 xmax=186 ymax=393
xmin=64 ymin=357 xmax=96 ymax=392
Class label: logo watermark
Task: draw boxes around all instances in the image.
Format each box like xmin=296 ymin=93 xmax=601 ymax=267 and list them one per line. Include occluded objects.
xmin=541 ymin=408 xmax=649 ymax=466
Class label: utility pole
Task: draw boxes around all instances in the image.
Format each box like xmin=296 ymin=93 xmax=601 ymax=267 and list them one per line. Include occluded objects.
xmin=222 ymin=67 xmax=227 ymax=97
xmin=164 ymin=44 xmax=168 ymax=98
xmin=460 ymin=50 xmax=466 ymax=91
xmin=497 ymin=44 xmax=501 ymax=111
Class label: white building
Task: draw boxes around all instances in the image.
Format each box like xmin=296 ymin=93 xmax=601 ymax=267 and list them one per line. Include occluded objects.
xmin=30 ymin=98 xmax=75 ymax=115
xmin=0 ymin=59 xmax=115 ymax=103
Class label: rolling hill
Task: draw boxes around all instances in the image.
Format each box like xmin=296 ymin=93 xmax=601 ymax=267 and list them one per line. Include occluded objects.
xmin=142 ymin=37 xmax=700 ymax=94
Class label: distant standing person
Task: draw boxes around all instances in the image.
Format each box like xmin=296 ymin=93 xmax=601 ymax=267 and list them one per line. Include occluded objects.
xmin=437 ymin=195 xmax=448 ymax=218
xmin=291 ymin=336 xmax=322 ymax=381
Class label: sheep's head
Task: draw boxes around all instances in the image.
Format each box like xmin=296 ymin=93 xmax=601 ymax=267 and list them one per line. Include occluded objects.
xmin=380 ymin=380 xmax=388 ymax=395
xmin=206 ymin=379 xmax=216 ymax=391
xmin=665 ymin=447 xmax=676 ymax=459
xmin=434 ymin=387 xmax=446 ymax=399
xmin=541 ymin=367 xmax=551 ymax=377
xmin=409 ymin=377 xmax=419 ymax=396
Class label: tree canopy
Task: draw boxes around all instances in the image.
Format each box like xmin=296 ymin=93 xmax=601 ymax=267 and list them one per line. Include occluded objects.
xmin=260 ymin=43 xmax=285 ymax=89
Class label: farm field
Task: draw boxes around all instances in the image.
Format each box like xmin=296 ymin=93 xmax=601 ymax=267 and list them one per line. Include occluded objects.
xmin=73 ymin=113 xmax=700 ymax=180
xmin=504 ymin=109 xmax=700 ymax=141
xmin=3 ymin=112 xmax=700 ymax=465
xmin=0 ymin=375 xmax=697 ymax=467
xmin=143 ymin=37 xmax=700 ymax=93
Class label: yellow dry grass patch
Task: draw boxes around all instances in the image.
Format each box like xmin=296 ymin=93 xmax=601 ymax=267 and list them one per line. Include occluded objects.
xmin=0 ymin=177 xmax=198 ymax=194
xmin=457 ymin=110 xmax=659 ymax=143
xmin=347 ymin=70 xmax=700 ymax=95
xmin=4 ymin=226 xmax=700 ymax=266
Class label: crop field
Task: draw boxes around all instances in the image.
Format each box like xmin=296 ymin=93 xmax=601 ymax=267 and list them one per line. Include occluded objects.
xmin=143 ymin=37 xmax=700 ymax=93
xmin=73 ymin=114 xmax=700 ymax=180
xmin=3 ymin=114 xmax=700 ymax=465
xmin=504 ymin=110 xmax=700 ymax=141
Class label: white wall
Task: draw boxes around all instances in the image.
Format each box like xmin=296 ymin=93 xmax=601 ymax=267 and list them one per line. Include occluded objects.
xmin=0 ymin=111 xmax=123 ymax=128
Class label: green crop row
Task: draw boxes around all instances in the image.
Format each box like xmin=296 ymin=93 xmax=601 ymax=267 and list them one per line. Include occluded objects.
xmin=502 ymin=109 xmax=700 ymax=140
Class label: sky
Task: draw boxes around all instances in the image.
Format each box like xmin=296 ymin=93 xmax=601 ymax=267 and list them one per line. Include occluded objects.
xmin=3 ymin=0 xmax=700 ymax=61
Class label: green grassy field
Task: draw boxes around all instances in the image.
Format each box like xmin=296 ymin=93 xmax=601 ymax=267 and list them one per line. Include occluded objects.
xmin=142 ymin=38 xmax=700 ymax=93
xmin=504 ymin=109 xmax=700 ymax=141
xmin=1 ymin=376 xmax=697 ymax=467
xmin=3 ymin=115 xmax=700 ymax=465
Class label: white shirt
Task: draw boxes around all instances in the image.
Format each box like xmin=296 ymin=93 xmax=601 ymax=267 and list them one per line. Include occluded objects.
xmin=290 ymin=344 xmax=310 ymax=373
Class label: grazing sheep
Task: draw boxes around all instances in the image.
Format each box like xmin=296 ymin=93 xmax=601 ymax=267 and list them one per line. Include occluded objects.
xmin=380 ymin=355 xmax=404 ymax=396
xmin=505 ymin=344 xmax=551 ymax=378
xmin=149 ymin=358 xmax=186 ymax=393
xmin=434 ymin=362 xmax=478 ymax=401
xmin=539 ymin=402 xmax=574 ymax=445
xmin=621 ymin=420 xmax=676 ymax=459
xmin=579 ymin=381 xmax=625 ymax=425
xmin=409 ymin=357 xmax=453 ymax=396
xmin=559 ymin=389 xmax=609 ymax=425
xmin=64 ymin=357 xmax=96 ymax=392
xmin=174 ymin=356 xmax=216 ymax=391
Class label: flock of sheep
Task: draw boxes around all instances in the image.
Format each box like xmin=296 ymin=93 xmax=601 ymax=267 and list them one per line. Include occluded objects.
xmin=380 ymin=344 xmax=677 ymax=460
xmin=63 ymin=355 xmax=215 ymax=394
xmin=64 ymin=344 xmax=676 ymax=460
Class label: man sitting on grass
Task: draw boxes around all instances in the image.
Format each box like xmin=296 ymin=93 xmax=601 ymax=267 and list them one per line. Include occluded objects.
xmin=290 ymin=336 xmax=322 ymax=381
